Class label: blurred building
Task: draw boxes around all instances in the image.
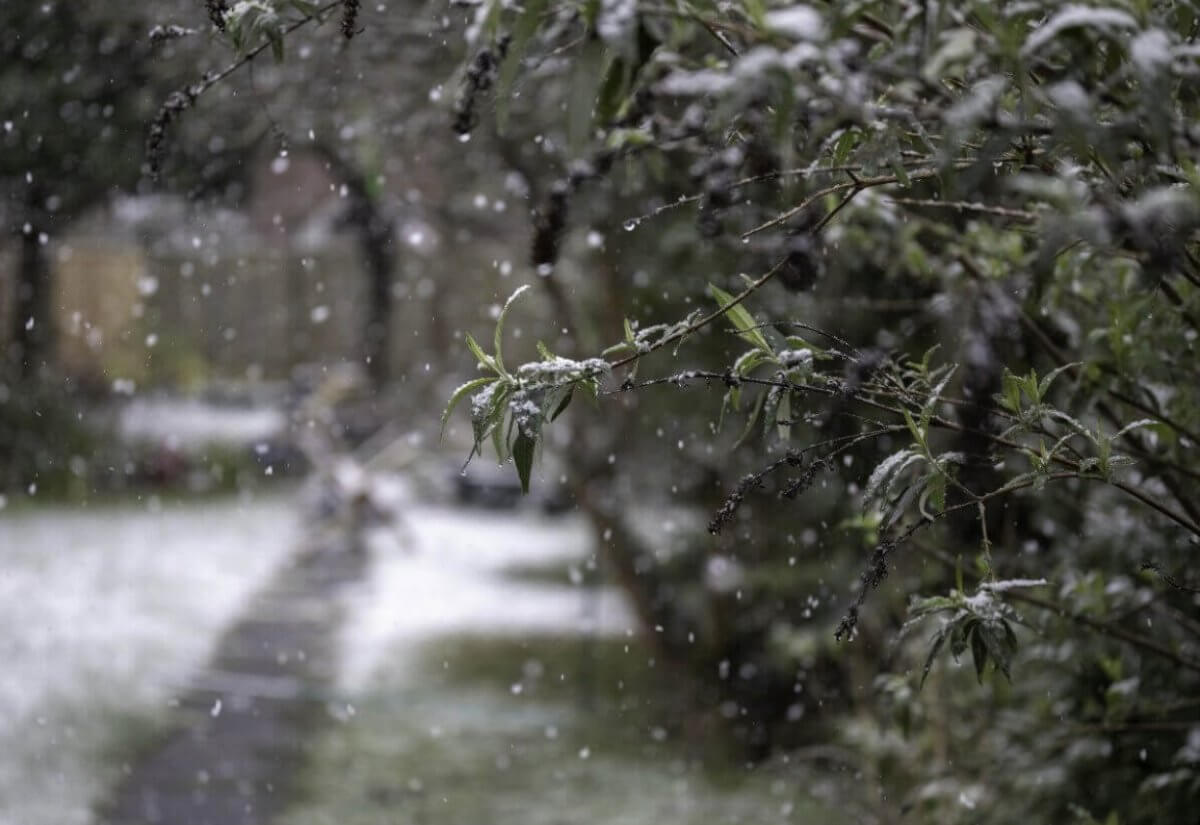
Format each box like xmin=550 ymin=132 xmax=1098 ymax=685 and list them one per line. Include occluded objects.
xmin=1 ymin=150 xmax=378 ymax=391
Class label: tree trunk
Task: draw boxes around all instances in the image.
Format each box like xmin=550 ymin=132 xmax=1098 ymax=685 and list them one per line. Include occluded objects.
xmin=9 ymin=217 xmax=52 ymax=381
xmin=313 ymin=145 xmax=395 ymax=389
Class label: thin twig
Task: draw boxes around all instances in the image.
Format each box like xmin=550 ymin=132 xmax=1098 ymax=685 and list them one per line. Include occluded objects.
xmin=695 ymin=14 xmax=739 ymax=56
xmin=1142 ymin=561 xmax=1200 ymax=594
xmin=885 ymin=197 xmax=1038 ymax=223
xmin=742 ymin=168 xmax=942 ymax=239
xmin=1006 ymin=590 xmax=1200 ymax=675
xmin=608 ymin=257 xmax=789 ymax=370
xmin=193 ymin=2 xmax=341 ymax=100
xmin=620 ymin=159 xmax=951 ymax=229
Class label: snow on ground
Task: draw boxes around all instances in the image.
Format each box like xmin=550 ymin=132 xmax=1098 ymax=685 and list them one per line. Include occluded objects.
xmin=116 ymin=396 xmax=287 ymax=449
xmin=0 ymin=494 xmax=298 ymax=825
xmin=0 ymin=473 xmax=637 ymax=824
xmin=339 ymin=503 xmax=637 ymax=692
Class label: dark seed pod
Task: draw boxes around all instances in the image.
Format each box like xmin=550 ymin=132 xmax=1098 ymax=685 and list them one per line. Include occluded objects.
xmin=708 ymin=473 xmax=763 ymax=535
xmin=453 ymin=35 xmax=510 ymax=136
xmin=777 ymin=230 xmax=820 ymax=292
xmin=531 ymin=180 xmax=570 ymax=269
xmin=206 ymin=0 xmax=229 ymax=31
xmin=145 ymin=85 xmax=200 ymax=180
xmin=341 ymin=0 xmax=360 ymax=39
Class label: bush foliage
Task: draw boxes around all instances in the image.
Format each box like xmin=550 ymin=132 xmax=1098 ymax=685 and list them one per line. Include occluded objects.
xmin=173 ymin=2 xmax=1200 ymax=821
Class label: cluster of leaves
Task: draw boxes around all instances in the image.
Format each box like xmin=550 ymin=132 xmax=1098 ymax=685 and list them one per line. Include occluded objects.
xmin=166 ymin=0 xmax=1200 ymax=821
xmin=435 ymin=1 xmax=1200 ymax=821
xmin=904 ymin=572 xmax=1045 ymax=688
xmin=442 ymin=286 xmax=609 ymax=492
xmin=220 ymin=0 xmax=325 ymax=61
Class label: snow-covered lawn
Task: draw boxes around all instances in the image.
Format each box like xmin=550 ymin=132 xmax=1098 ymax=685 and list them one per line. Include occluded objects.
xmin=339 ymin=505 xmax=636 ymax=691
xmin=116 ymin=396 xmax=287 ymax=449
xmin=0 ymin=494 xmax=299 ymax=825
xmin=284 ymin=504 xmax=846 ymax=825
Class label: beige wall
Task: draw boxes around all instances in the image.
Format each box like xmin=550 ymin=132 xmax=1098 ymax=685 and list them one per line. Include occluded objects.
xmin=0 ymin=232 xmax=366 ymax=387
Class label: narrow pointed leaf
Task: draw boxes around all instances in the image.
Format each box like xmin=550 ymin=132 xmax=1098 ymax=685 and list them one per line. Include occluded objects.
xmin=708 ymin=283 xmax=771 ymax=353
xmin=466 ymin=332 xmax=500 ymax=374
xmin=549 ymin=387 xmax=574 ymax=421
xmin=495 ymin=0 xmax=548 ymax=133
xmin=442 ymin=377 xmax=498 ymax=437
xmin=971 ymin=626 xmax=988 ymax=683
xmin=494 ymin=285 xmax=531 ymax=374
xmin=513 ymin=431 xmax=536 ymax=493
xmin=920 ymin=628 xmax=948 ymax=690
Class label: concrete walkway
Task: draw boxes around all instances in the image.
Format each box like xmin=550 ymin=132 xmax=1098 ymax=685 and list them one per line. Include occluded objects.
xmin=97 ymin=535 xmax=369 ymax=825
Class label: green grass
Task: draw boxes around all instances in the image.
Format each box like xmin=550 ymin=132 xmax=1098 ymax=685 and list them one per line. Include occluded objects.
xmin=281 ymin=633 xmax=850 ymax=825
xmin=496 ymin=557 xmax=600 ymax=587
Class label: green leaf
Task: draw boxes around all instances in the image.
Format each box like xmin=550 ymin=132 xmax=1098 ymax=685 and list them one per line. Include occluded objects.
xmin=920 ymin=627 xmax=948 ymax=689
xmin=477 ymin=0 xmax=504 ymax=43
xmin=595 ymin=56 xmax=629 ymax=125
xmin=832 ymin=129 xmax=857 ymax=167
xmin=919 ymin=471 xmax=946 ymax=518
xmin=1112 ymin=418 xmax=1159 ymax=440
xmin=268 ymin=29 xmax=284 ymax=62
xmin=908 ymin=595 xmax=961 ymax=619
xmin=471 ymin=381 xmax=510 ymax=451
xmin=494 ymin=284 xmax=530 ymax=373
xmin=1037 ymin=362 xmax=1080 ymax=399
xmin=734 ymin=388 xmax=768 ymax=449
xmin=568 ymin=39 xmax=607 ymax=158
xmin=601 ymin=341 xmax=635 ymax=358
xmin=466 ymin=332 xmax=501 ymax=375
xmin=978 ymin=622 xmax=1013 ymax=681
xmin=761 ymin=385 xmax=782 ymax=443
xmin=442 ymin=376 xmax=498 ymax=438
xmin=970 ymin=624 xmax=988 ymax=683
xmin=733 ymin=348 xmax=771 ymax=376
xmin=1048 ymin=410 xmax=1096 ymax=441
xmin=864 ymin=448 xmax=923 ymax=510
xmin=920 ymin=366 xmax=957 ymax=431
xmin=581 ymin=0 xmax=599 ymax=27
xmin=883 ymin=480 xmax=923 ymax=531
xmin=1022 ymin=368 xmax=1040 ymax=404
xmin=949 ymin=620 xmax=970 ymax=659
xmin=743 ymin=0 xmax=766 ymax=29
xmin=707 ymin=283 xmax=771 ymax=352
xmin=512 ymin=430 xmax=536 ymax=493
xmin=902 ymin=408 xmax=924 ymax=446
xmin=1002 ymin=619 xmax=1018 ymax=654
xmin=495 ymin=0 xmax=548 ymax=133
xmin=491 ymin=412 xmax=507 ymax=461
xmin=1000 ymin=370 xmax=1023 ymax=413
xmin=549 ymin=387 xmax=574 ymax=421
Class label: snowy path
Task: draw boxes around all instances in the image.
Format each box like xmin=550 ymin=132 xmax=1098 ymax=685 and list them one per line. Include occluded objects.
xmin=98 ymin=537 xmax=368 ymax=825
xmin=85 ymin=493 xmax=633 ymax=825
xmin=0 ymin=496 xmax=300 ymax=825
xmin=336 ymin=505 xmax=636 ymax=692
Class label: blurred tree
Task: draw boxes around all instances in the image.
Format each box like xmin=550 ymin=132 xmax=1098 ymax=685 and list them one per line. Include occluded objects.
xmin=0 ymin=2 xmax=162 ymax=380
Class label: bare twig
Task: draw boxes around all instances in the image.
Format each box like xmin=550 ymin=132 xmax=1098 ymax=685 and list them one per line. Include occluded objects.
xmin=608 ymin=257 xmax=789 ymax=370
xmin=147 ymin=1 xmax=342 ymax=177
xmin=1142 ymin=561 xmax=1200 ymax=594
xmin=1006 ymin=590 xmax=1200 ymax=675
xmin=885 ymin=197 xmax=1038 ymax=223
